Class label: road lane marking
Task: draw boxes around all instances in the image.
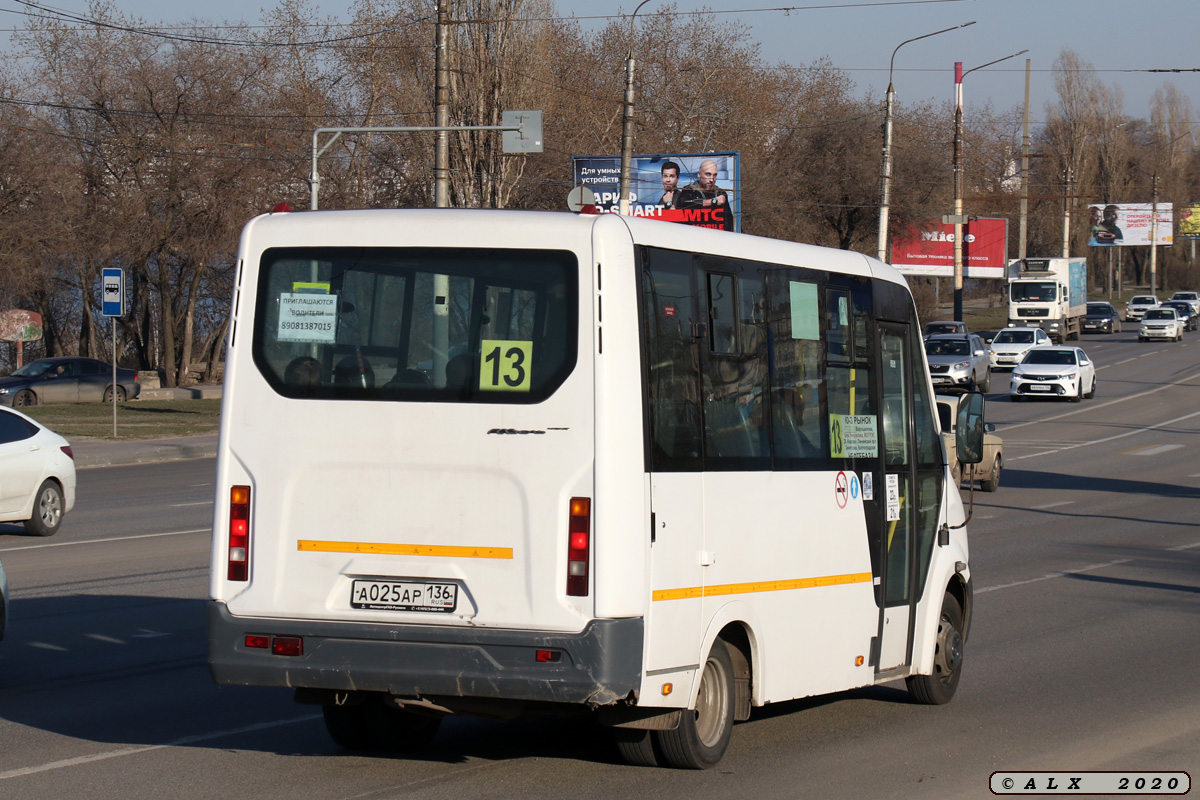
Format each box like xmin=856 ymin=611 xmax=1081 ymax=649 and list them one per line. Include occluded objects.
xmin=0 ymin=529 xmax=208 ymax=553
xmin=1167 ymin=541 xmax=1200 ymax=552
xmin=1008 ymin=408 xmax=1200 ymax=462
xmin=1121 ymin=444 xmax=1184 ymax=456
xmin=977 ymin=558 xmax=1133 ymax=594
xmin=0 ymin=714 xmax=322 ymax=781
xmin=1032 ymin=501 xmax=1074 ymax=509
xmin=170 ymin=502 xmax=211 ymax=507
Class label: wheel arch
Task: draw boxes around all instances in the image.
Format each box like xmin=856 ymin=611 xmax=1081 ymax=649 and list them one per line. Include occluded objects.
xmin=698 ymin=605 xmax=760 ymax=716
xmin=946 ymin=572 xmax=973 ymax=645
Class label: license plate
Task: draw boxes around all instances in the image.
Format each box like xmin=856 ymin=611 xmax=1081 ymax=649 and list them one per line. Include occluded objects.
xmin=351 ymin=579 xmax=458 ymax=612
xmin=1028 ymin=384 xmax=1051 ymax=392
xmin=932 ymin=377 xmax=950 ymax=384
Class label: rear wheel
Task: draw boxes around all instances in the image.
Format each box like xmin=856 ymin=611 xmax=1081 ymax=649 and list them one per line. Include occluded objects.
xmin=24 ymin=480 xmax=65 ymax=537
xmin=322 ymin=697 xmax=441 ymax=752
xmin=906 ymin=593 xmax=965 ymax=705
xmin=654 ymin=640 xmax=735 ymax=769
xmin=614 ymin=729 xmax=659 ymax=767
xmin=12 ymin=389 xmax=35 ymax=407
xmin=980 ymin=455 xmax=1001 ymax=492
xmin=103 ymin=385 xmax=127 ymax=403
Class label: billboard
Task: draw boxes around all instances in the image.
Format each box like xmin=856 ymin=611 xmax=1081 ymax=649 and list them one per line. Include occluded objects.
xmin=571 ymin=152 xmax=741 ymax=232
xmin=1177 ymin=203 xmax=1200 ymax=239
xmin=890 ymin=218 xmax=1009 ymax=278
xmin=1086 ymin=203 xmax=1173 ymax=246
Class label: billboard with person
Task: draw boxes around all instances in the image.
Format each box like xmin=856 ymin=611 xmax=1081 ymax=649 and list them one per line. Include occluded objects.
xmin=1086 ymin=203 xmax=1173 ymax=246
xmin=1176 ymin=203 xmax=1200 ymax=239
xmin=571 ymin=152 xmax=741 ymax=232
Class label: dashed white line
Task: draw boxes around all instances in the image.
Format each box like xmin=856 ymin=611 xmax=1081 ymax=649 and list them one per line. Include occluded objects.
xmin=1032 ymin=501 xmax=1075 ymax=509
xmin=0 ymin=529 xmax=208 ymax=553
xmin=977 ymin=558 xmax=1134 ymax=594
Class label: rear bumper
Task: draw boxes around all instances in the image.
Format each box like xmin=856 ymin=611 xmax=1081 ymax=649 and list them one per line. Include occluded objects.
xmin=207 ymin=601 xmax=644 ymax=707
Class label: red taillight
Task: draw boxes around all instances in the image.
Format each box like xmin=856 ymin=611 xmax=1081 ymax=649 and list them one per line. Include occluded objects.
xmin=271 ymin=636 xmax=303 ymax=657
xmin=244 ymin=635 xmax=269 ymax=649
xmin=61 ymin=445 xmax=74 ymax=460
xmin=228 ymin=485 xmax=250 ymax=581
xmin=567 ymin=497 xmax=590 ymax=596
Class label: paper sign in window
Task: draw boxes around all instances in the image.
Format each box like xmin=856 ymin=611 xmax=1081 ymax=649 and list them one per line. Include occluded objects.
xmin=828 ymin=414 xmax=878 ymax=459
xmin=278 ymin=293 xmax=337 ymax=343
xmin=789 ymin=281 xmax=819 ymax=340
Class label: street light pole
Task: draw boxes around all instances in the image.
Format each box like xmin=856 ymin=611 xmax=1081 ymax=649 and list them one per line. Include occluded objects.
xmin=877 ymin=21 xmax=974 ymax=263
xmin=618 ymin=0 xmax=653 ymax=217
xmin=953 ymin=49 xmax=1028 ymax=322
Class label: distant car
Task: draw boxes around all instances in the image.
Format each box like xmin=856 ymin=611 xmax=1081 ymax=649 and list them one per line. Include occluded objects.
xmin=925 ymin=333 xmax=991 ymax=392
xmin=1138 ymin=307 xmax=1185 ymax=341
xmin=987 ymin=327 xmax=1051 ymax=370
xmin=923 ymin=320 xmax=968 ymax=339
xmin=1010 ymin=346 xmax=1096 ymax=403
xmin=1124 ymin=295 xmax=1159 ymax=322
xmin=1082 ymin=302 xmax=1122 ymax=334
xmin=1160 ymin=301 xmax=1198 ymax=332
xmin=936 ymin=393 xmax=1002 ymax=492
xmin=1168 ymin=291 xmax=1200 ymax=316
xmin=0 ymin=406 xmax=76 ymax=537
xmin=0 ymin=556 xmax=7 ymax=642
xmin=0 ymin=357 xmax=140 ymax=407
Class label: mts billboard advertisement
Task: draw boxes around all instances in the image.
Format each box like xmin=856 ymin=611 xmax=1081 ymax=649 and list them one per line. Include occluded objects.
xmin=891 ymin=218 xmax=1008 ymax=278
xmin=571 ymin=152 xmax=741 ymax=232
xmin=1086 ymin=203 xmax=1173 ymax=246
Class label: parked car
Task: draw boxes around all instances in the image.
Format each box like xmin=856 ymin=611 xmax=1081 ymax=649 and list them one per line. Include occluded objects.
xmin=1138 ymin=307 xmax=1185 ymax=341
xmin=1159 ymin=301 xmax=1198 ymax=331
xmin=923 ymin=320 xmax=968 ymax=339
xmin=987 ymin=326 xmax=1051 ymax=370
xmin=936 ymin=393 xmax=1002 ymax=492
xmin=1124 ymin=295 xmax=1159 ymax=321
xmin=1168 ymin=290 xmax=1200 ymax=316
xmin=1081 ymin=302 xmax=1122 ymax=334
xmin=0 ymin=556 xmax=7 ymax=642
xmin=925 ymin=333 xmax=991 ymax=392
xmin=1010 ymin=346 xmax=1096 ymax=403
xmin=0 ymin=357 xmax=140 ymax=407
xmin=0 ymin=406 xmax=76 ymax=536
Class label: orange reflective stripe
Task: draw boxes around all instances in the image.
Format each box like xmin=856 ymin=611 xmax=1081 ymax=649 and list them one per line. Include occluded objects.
xmin=653 ymin=572 xmax=872 ymax=601
xmin=297 ymin=540 xmax=513 ymax=559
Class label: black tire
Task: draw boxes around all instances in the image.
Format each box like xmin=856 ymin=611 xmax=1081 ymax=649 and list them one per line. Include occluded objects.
xmin=12 ymin=389 xmax=36 ymax=407
xmin=1085 ymin=377 xmax=1096 ymax=399
xmin=654 ymin=640 xmax=735 ymax=769
xmin=322 ymin=698 xmax=441 ymax=751
xmin=24 ymin=480 xmax=65 ymax=537
xmin=905 ymin=593 xmax=965 ymax=705
xmin=976 ymin=368 xmax=990 ymax=393
xmin=614 ymin=728 xmax=659 ymax=767
xmin=980 ymin=455 xmax=1001 ymax=492
xmin=103 ymin=385 xmax=127 ymax=403
xmin=1069 ymin=381 xmax=1083 ymax=402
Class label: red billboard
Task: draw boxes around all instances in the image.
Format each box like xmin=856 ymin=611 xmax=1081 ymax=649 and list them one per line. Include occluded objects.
xmin=891 ymin=218 xmax=1008 ymax=278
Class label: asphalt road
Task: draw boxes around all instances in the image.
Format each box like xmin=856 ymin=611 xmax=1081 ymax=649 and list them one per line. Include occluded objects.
xmin=0 ymin=329 xmax=1197 ymax=799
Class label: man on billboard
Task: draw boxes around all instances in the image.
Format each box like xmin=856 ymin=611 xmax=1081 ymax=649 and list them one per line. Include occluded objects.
xmin=658 ymin=160 xmax=681 ymax=209
xmin=1089 ymin=204 xmax=1123 ymax=245
xmin=677 ymin=159 xmax=733 ymax=231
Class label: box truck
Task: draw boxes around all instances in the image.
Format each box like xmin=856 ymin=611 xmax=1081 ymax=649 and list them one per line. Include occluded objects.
xmin=1007 ymin=257 xmax=1087 ymax=344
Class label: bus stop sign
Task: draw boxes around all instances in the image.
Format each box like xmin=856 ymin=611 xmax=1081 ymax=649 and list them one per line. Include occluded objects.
xmin=102 ymin=268 xmax=124 ymax=317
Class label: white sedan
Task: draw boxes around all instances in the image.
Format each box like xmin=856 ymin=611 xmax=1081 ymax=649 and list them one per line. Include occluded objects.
xmin=0 ymin=406 xmax=76 ymax=536
xmin=1010 ymin=346 xmax=1096 ymax=403
xmin=1138 ymin=308 xmax=1185 ymax=341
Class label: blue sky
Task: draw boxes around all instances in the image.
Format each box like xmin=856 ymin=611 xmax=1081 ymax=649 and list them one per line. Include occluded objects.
xmin=2 ymin=0 xmax=1196 ymax=124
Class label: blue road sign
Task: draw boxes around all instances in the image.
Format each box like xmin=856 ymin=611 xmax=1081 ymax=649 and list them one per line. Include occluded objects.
xmin=102 ymin=268 xmax=124 ymax=317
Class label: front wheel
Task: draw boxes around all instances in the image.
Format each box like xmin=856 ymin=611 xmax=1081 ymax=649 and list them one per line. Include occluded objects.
xmin=906 ymin=593 xmax=965 ymax=705
xmin=103 ymin=385 xmax=127 ymax=403
xmin=12 ymin=389 xmax=36 ymax=407
xmin=654 ymin=640 xmax=735 ymax=769
xmin=980 ymin=455 xmax=1001 ymax=492
xmin=1069 ymin=382 xmax=1083 ymax=402
xmin=1085 ymin=377 xmax=1096 ymax=399
xmin=24 ymin=480 xmax=65 ymax=537
xmin=976 ymin=369 xmax=990 ymax=393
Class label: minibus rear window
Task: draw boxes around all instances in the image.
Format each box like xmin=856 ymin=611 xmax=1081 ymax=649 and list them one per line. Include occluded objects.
xmin=251 ymin=247 xmax=578 ymax=403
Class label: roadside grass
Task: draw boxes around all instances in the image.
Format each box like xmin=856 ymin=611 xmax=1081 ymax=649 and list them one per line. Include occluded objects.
xmin=16 ymin=399 xmax=221 ymax=440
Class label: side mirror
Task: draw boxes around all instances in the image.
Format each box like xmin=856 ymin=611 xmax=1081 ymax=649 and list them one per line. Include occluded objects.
xmin=956 ymin=391 xmax=985 ymax=466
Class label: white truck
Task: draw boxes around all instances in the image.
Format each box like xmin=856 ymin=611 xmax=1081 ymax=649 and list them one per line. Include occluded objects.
xmin=1007 ymin=257 xmax=1087 ymax=344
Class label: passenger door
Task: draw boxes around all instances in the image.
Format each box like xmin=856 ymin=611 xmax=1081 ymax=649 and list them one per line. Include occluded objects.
xmin=0 ymin=409 xmax=42 ymax=514
xmin=874 ymin=322 xmax=943 ymax=672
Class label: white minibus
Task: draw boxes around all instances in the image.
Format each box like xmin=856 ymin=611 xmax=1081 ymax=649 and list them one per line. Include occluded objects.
xmin=208 ymin=208 xmax=980 ymax=768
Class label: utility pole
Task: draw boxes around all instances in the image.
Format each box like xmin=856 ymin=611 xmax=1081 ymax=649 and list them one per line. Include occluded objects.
xmin=953 ymin=62 xmax=965 ymax=322
xmin=1061 ymin=167 xmax=1072 ymax=258
xmin=618 ymin=1 xmax=653 ymax=217
xmin=1150 ymin=173 xmax=1159 ymax=295
xmin=435 ymin=0 xmax=450 ymax=209
xmin=1019 ymin=58 xmax=1030 ymax=261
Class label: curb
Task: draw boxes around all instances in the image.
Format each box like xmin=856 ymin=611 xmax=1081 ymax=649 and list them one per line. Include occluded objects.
xmin=73 ymin=435 xmax=219 ymax=469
